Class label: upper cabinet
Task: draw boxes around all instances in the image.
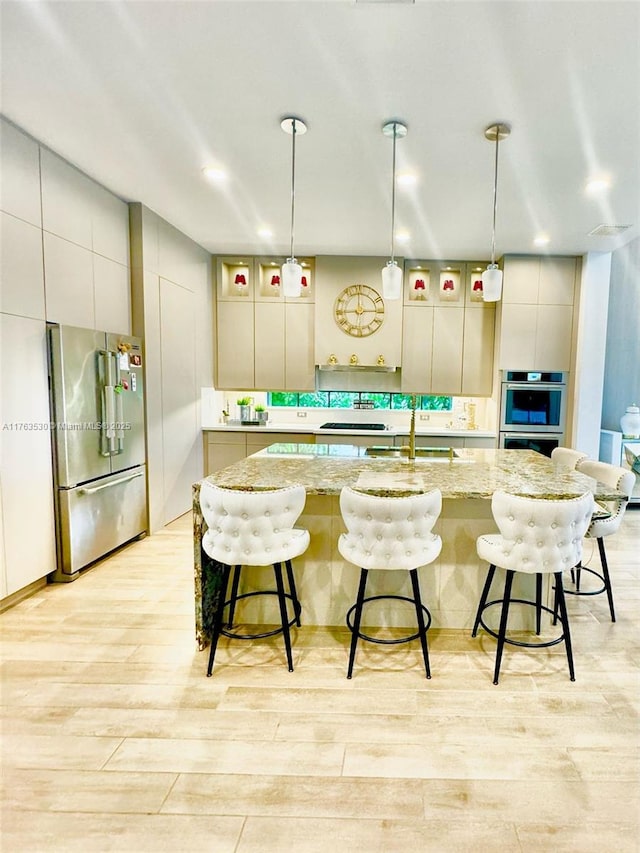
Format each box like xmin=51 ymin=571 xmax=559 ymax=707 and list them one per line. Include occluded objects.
xmin=499 ymin=255 xmax=579 ymax=370
xmin=401 ymin=259 xmax=495 ymax=395
xmin=216 ymin=256 xmax=315 ymax=302
xmin=215 ymin=256 xmax=315 ymax=390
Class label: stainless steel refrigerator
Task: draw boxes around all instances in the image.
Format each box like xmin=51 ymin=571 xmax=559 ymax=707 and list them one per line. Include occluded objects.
xmin=48 ymin=323 xmax=148 ymax=581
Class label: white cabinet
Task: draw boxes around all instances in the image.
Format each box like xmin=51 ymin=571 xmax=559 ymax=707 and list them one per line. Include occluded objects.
xmin=255 ymin=302 xmax=285 ymax=390
xmin=0 ymin=118 xmax=42 ymax=227
xmin=216 ymin=301 xmax=255 ymax=389
xmin=0 ymin=314 xmax=56 ymax=596
xmin=462 ymin=308 xmax=495 ymax=396
xmin=0 ymin=212 xmax=45 ymax=320
xmin=203 ymin=430 xmax=316 ymax=476
xmin=431 ymin=307 xmax=464 ymax=394
xmin=215 ymin=256 xmax=315 ymax=391
xmin=499 ymin=256 xmax=578 ymax=371
xmin=285 ymin=302 xmax=315 ymax=391
xmin=203 ymin=432 xmax=247 ymax=476
xmin=401 ymin=260 xmax=495 ymax=395
xmin=400 ymin=307 xmax=433 ymax=392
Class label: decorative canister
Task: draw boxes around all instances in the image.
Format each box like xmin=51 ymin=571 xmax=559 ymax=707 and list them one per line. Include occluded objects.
xmin=620 ymin=403 xmax=640 ymax=438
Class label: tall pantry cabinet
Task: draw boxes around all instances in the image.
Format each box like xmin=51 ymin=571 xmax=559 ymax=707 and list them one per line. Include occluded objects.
xmin=0 ymin=117 xmax=132 ymax=601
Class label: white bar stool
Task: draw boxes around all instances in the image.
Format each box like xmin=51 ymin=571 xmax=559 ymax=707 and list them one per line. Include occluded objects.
xmin=551 ymin=446 xmax=589 ymax=469
xmin=199 ymin=483 xmax=309 ymax=676
xmin=568 ymin=459 xmax=635 ymax=621
xmin=473 ymin=490 xmax=594 ymax=684
xmin=338 ymin=486 xmax=442 ymax=680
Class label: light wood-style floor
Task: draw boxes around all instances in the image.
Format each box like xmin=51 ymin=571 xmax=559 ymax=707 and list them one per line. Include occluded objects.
xmin=2 ymin=509 xmax=639 ymax=852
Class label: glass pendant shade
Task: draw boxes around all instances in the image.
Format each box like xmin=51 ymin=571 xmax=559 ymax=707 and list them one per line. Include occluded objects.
xmin=481 ymin=264 xmax=503 ymax=302
xmin=382 ymin=260 xmax=403 ymax=300
xmin=282 ymin=259 xmax=302 ymax=297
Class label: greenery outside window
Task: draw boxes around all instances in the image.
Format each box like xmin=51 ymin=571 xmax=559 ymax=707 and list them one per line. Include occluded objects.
xmin=268 ymin=392 xmax=452 ymax=411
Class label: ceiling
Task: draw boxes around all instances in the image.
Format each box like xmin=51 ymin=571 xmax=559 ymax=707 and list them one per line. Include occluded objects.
xmin=2 ymin=1 xmax=639 ymax=261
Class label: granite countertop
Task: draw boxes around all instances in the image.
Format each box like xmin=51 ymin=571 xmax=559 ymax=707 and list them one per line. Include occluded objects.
xmin=194 ymin=444 xmax=622 ymax=501
xmin=202 ymin=422 xmax=497 ymax=438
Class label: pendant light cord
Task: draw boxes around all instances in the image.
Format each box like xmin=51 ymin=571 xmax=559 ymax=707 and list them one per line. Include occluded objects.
xmin=289 ymin=119 xmax=297 ymax=260
xmin=490 ymin=132 xmax=499 ymax=265
xmin=390 ymin=122 xmax=397 ymax=264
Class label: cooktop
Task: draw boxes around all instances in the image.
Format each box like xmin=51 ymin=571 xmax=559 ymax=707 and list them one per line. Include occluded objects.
xmin=319 ymin=422 xmax=387 ymax=431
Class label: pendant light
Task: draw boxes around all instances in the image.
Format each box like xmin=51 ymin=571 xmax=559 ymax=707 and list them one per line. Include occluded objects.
xmin=381 ymin=119 xmax=407 ymax=300
xmin=280 ymin=115 xmax=307 ymax=297
xmin=481 ymin=122 xmax=511 ymax=302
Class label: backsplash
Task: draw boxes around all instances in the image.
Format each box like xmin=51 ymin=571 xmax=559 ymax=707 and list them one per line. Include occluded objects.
xmin=201 ymin=387 xmax=496 ymax=431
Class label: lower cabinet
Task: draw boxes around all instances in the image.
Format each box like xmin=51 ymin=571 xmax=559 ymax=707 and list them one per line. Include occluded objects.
xmin=203 ymin=432 xmax=247 ymax=476
xmin=203 ymin=430 xmax=316 ymax=476
xmin=320 ymin=434 xmax=394 ymax=447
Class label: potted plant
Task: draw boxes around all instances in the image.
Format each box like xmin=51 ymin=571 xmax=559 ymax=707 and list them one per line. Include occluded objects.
xmin=236 ymin=397 xmax=252 ymax=421
xmin=255 ymin=403 xmax=268 ymax=424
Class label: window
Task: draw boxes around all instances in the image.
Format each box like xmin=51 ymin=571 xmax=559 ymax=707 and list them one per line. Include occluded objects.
xmin=268 ymin=392 xmax=452 ymax=411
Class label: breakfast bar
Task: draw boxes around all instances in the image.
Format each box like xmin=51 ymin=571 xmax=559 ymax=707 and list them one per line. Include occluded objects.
xmin=193 ymin=445 xmax=622 ymax=649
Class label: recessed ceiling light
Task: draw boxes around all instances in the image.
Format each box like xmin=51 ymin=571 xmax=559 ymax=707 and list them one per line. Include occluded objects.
xmin=533 ymin=234 xmax=550 ymax=246
xmin=202 ymin=166 xmax=227 ymax=183
xmin=395 ymin=231 xmax=410 ymax=243
xmin=585 ymin=177 xmax=610 ymax=195
xmin=257 ymin=227 xmax=272 ymax=239
xmin=397 ymin=172 xmax=418 ymax=187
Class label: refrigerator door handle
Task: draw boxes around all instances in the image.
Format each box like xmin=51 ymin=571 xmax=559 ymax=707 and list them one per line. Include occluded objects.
xmin=114 ymin=351 xmax=125 ymax=452
xmin=77 ymin=470 xmax=144 ymax=495
xmin=100 ymin=350 xmax=116 ymax=456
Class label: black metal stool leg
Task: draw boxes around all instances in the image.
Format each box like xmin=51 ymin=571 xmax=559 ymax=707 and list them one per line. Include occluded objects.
xmin=273 ymin=562 xmax=294 ymax=672
xmin=575 ymin=563 xmax=582 ymax=591
xmin=347 ymin=569 xmax=368 ymax=679
xmin=535 ymin=573 xmax=543 ymax=635
xmin=285 ymin=559 xmax=302 ymax=627
xmin=472 ymin=565 xmax=496 ymax=637
xmin=207 ymin=564 xmax=231 ymax=677
xmin=597 ymin=538 xmax=616 ymax=622
xmin=409 ymin=569 xmax=431 ymax=679
xmin=554 ymin=572 xmax=575 ymax=681
xmin=227 ymin=564 xmax=242 ymax=628
xmin=493 ymin=570 xmax=514 ymax=685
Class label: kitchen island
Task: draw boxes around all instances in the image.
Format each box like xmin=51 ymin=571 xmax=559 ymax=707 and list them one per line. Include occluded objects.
xmin=193 ymin=445 xmax=622 ymax=649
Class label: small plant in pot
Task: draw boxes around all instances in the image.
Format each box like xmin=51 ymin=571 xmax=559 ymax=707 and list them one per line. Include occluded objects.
xmin=254 ymin=404 xmax=268 ymax=423
xmin=236 ymin=397 xmax=252 ymax=421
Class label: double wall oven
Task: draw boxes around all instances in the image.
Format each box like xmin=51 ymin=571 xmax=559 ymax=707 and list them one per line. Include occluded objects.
xmin=499 ymin=371 xmax=567 ymax=457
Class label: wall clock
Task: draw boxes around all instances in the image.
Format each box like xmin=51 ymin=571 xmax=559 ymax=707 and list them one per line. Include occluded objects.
xmin=334 ymin=284 xmax=385 ymax=337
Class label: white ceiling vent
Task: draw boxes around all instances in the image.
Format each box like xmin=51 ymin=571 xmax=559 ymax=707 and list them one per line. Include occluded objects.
xmin=588 ymin=224 xmax=633 ymax=237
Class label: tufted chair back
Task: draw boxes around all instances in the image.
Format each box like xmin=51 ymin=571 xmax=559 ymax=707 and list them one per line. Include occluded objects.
xmin=478 ymin=490 xmax=594 ymax=576
xmin=575 ymin=459 xmax=634 ymax=538
xmin=551 ymin=446 xmax=589 ymax=470
xmin=338 ymin=487 xmax=442 ymax=571
xmin=200 ymin=483 xmax=309 ymax=567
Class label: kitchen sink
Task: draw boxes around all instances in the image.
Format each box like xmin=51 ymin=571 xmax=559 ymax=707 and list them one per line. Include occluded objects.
xmin=365 ymin=446 xmax=459 ymax=459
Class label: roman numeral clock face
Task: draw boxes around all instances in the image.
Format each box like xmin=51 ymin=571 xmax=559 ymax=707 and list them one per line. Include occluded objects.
xmin=334 ymin=284 xmax=385 ymax=337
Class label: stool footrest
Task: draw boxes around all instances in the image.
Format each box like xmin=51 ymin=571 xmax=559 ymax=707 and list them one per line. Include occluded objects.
xmin=563 ymin=565 xmax=607 ymax=597
xmin=476 ymin=598 xmax=567 ymax=649
xmin=221 ymin=590 xmax=300 ymax=640
xmin=346 ymin=594 xmax=432 ymax=645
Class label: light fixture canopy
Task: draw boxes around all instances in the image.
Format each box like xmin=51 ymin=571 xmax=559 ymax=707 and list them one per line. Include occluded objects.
xmin=381 ymin=119 xmax=408 ymax=300
xmin=481 ymin=122 xmax=511 ymax=303
xmin=280 ymin=116 xmax=307 ymax=297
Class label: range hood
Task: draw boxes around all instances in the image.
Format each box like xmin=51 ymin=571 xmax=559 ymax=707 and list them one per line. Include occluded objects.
xmin=315 ymin=365 xmax=402 ymax=392
xmin=317 ymin=363 xmax=397 ymax=373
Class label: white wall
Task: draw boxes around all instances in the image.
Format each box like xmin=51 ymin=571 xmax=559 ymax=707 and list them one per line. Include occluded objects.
xmin=0 ymin=117 xmax=132 ymax=599
xmin=571 ymin=252 xmax=612 ymax=457
xmin=130 ymin=204 xmax=214 ymax=531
